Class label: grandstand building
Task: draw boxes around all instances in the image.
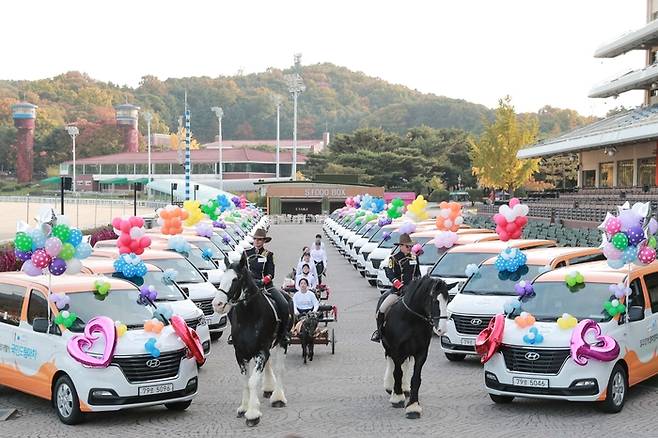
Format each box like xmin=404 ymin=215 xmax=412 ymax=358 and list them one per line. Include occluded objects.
xmin=519 ymin=0 xmax=658 ymax=190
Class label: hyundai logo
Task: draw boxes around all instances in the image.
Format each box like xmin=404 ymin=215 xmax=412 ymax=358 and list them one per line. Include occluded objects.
xmin=145 ymin=359 xmax=161 ymax=368
xmin=470 ymin=318 xmax=483 ymax=326
xmin=525 ymin=352 xmax=540 ymax=361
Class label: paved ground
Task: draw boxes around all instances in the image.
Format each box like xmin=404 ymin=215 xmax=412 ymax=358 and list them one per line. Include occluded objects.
xmin=2 ymin=222 xmax=658 ymax=437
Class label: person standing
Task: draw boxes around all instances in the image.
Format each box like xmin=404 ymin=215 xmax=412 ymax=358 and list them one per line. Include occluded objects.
xmin=310 ymin=234 xmax=327 ymax=283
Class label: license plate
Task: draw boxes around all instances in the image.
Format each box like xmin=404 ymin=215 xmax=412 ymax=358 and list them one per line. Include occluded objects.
xmin=461 ymin=338 xmax=475 ymax=346
xmin=138 ymin=383 xmax=174 ymax=396
xmin=513 ymin=377 xmax=549 ymax=388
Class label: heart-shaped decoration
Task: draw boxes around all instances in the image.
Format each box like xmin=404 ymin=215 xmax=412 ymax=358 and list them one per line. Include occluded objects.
xmin=171 ymin=315 xmax=205 ymax=365
xmin=475 ymin=313 xmax=505 ymax=364
xmin=570 ymin=319 xmax=619 ymax=366
xmin=67 ymin=316 xmax=117 ymax=368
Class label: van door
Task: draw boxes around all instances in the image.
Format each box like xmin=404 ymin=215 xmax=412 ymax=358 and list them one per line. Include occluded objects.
xmin=0 ymin=282 xmax=28 ymax=391
xmin=640 ymin=272 xmax=658 ymax=380
xmin=16 ymin=289 xmax=60 ymax=399
xmin=622 ymin=277 xmax=653 ymax=386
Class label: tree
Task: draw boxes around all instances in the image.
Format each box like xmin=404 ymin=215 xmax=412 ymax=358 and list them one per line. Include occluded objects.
xmin=469 ymin=96 xmax=540 ymax=191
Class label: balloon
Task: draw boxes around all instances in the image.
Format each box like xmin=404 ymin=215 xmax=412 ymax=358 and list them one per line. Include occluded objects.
xmin=514 ymin=311 xmax=536 ymax=328
xmin=14 ymin=232 xmax=33 ymax=252
xmin=196 ymin=223 xmax=214 ymax=238
xmin=145 ymin=338 xmax=161 ymax=358
xmin=398 ymin=222 xmax=416 ymax=235
xmin=183 ymin=200 xmax=204 ymax=226
xmin=59 ymin=243 xmax=75 ymax=261
xmin=52 ymin=224 xmax=71 ymax=243
xmin=14 ymin=249 xmax=32 ymax=262
xmin=611 ymin=232 xmax=629 ymax=251
xmin=604 ymin=299 xmax=626 ymax=317
xmin=602 ymin=242 xmax=622 ymax=260
xmin=49 ymin=293 xmax=70 ymax=310
xmin=67 ymin=316 xmax=117 ymax=367
xmin=605 ymin=217 xmax=622 ymax=236
xmin=509 ymin=197 xmax=520 ymax=207
xmin=565 ymin=271 xmax=585 ymax=288
xmin=31 ymin=249 xmax=51 ymax=269
xmin=21 ymin=260 xmax=42 ymax=276
xmin=49 ymin=258 xmax=67 ymax=276
xmin=621 ymin=246 xmax=638 ymax=264
xmin=436 ymin=201 xmax=463 ymax=232
xmin=627 ymin=225 xmax=645 ymax=247
xmin=514 ymin=280 xmax=534 ymax=298
xmin=65 ymin=258 xmax=82 ymax=275
xmin=115 ymin=321 xmax=127 ymax=337
xmin=523 ymin=326 xmax=544 ymax=345
xmin=570 ymin=319 xmax=620 ymax=366
xmin=139 ymin=284 xmax=158 ymax=303
xmin=157 ymin=206 xmax=189 ymax=235
xmin=67 ymin=228 xmax=83 ymax=247
xmin=434 ymin=231 xmax=458 ymax=249
xmin=638 ymin=246 xmax=657 ymax=265
xmin=29 ymin=229 xmax=46 ymax=250
xmin=386 ymin=198 xmax=405 ymax=219
xmin=44 ymin=237 xmax=63 ymax=257
xmin=475 ymin=314 xmax=505 ymax=364
xmin=496 ymin=199 xmax=529 ymax=241
xmin=144 ymin=318 xmax=165 ymax=334
xmin=405 ymin=195 xmax=429 ymax=222
xmin=607 ymin=259 xmax=625 ymax=269
xmin=171 ymin=315 xmax=205 ymax=365
xmin=75 ymin=242 xmax=93 ymax=259
xmin=557 ymin=313 xmax=578 ymax=329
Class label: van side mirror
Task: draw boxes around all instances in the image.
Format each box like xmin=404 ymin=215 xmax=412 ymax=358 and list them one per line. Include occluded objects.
xmin=32 ymin=317 xmax=60 ymax=335
xmin=628 ymin=306 xmax=645 ymax=322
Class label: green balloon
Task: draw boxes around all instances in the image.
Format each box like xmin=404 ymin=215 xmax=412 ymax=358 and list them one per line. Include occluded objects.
xmin=59 ymin=242 xmax=75 ymax=260
xmin=649 ymin=236 xmax=657 ymax=249
xmin=52 ymin=224 xmax=71 ymax=242
xmin=612 ymin=232 xmax=629 ymax=251
xmin=14 ymin=232 xmax=33 ymax=252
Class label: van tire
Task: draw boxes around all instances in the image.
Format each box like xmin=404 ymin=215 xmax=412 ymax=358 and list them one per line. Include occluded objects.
xmin=598 ymin=363 xmax=627 ymax=414
xmin=54 ymin=375 xmax=84 ymax=425
xmin=211 ymin=331 xmax=223 ymax=341
xmin=368 ymin=280 xmax=377 ymax=287
xmin=444 ymin=352 xmax=466 ymax=362
xmin=489 ymin=394 xmax=514 ymax=404
xmin=165 ymin=400 xmax=192 ymax=411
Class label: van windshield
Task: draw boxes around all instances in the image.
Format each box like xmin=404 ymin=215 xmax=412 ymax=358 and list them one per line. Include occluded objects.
xmin=182 ymin=248 xmax=217 ymax=270
xmin=147 ymin=258 xmax=205 ymax=283
xmin=363 ymin=225 xmax=381 ymax=239
xmin=509 ymin=281 xmax=614 ymax=323
xmin=419 ymin=244 xmax=448 ymax=266
xmin=379 ymin=232 xmax=400 ymax=249
xmin=112 ymin=271 xmax=187 ymax=301
xmin=430 ymin=252 xmax=494 ymax=278
xmin=369 ymin=227 xmax=390 ymax=243
xmin=67 ymin=289 xmax=154 ymax=332
xmin=462 ymin=264 xmax=542 ymax=296
xmin=194 ymin=240 xmax=225 ymax=260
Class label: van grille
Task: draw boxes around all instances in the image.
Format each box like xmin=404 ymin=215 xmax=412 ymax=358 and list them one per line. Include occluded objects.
xmin=451 ymin=314 xmax=493 ymax=335
xmin=500 ymin=346 xmax=570 ymax=375
xmin=371 ymin=258 xmax=382 ymax=269
xmin=193 ymin=299 xmax=214 ymax=316
xmin=112 ymin=349 xmax=185 ymax=383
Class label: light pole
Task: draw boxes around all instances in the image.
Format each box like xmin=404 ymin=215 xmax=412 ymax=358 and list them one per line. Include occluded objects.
xmin=65 ymin=126 xmax=79 ymax=192
xmin=285 ymin=61 xmax=305 ymax=181
xmin=271 ymin=94 xmax=282 ymax=179
xmin=144 ymin=112 xmax=153 ymax=198
xmin=211 ymin=106 xmax=224 ymax=190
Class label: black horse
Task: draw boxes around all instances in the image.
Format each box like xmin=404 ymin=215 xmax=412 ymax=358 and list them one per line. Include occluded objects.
xmin=213 ymin=253 xmax=293 ymax=427
xmin=299 ymin=312 xmax=319 ymax=364
xmin=378 ymin=276 xmax=453 ymax=419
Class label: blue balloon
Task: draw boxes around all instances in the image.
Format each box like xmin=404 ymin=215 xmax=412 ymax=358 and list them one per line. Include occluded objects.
xmin=68 ymin=229 xmax=83 ymax=246
xmin=607 ymin=259 xmax=625 ymax=269
xmin=622 ymin=246 xmax=638 ymax=264
xmin=30 ymin=229 xmax=46 ymax=250
xmin=75 ymin=242 xmax=92 ymax=259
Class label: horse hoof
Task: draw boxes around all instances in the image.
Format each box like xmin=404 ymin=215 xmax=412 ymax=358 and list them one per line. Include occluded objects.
xmin=404 ymin=391 xmax=410 ymax=397
xmin=263 ymin=391 xmax=273 ymax=399
xmin=385 ymin=389 xmax=392 ymax=395
xmin=406 ymin=411 xmax=421 ymax=419
xmin=271 ymin=400 xmax=286 ymax=408
xmin=246 ymin=417 xmax=260 ymax=427
xmin=237 ymin=411 xmax=246 ymax=418
xmin=391 ymin=401 xmax=405 ymax=408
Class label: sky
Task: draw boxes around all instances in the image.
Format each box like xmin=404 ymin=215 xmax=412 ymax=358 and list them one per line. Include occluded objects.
xmin=0 ymin=0 xmax=649 ymax=116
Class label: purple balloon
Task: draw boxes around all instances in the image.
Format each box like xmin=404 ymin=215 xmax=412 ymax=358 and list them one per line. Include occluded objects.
xmin=14 ymin=249 xmax=32 ymax=262
xmin=627 ymin=225 xmax=645 ymax=247
xmin=21 ymin=260 xmax=42 ymax=276
xmin=619 ymin=209 xmax=641 ymax=232
xmin=49 ymin=258 xmax=67 ymax=276
xmin=650 ymin=218 xmax=658 ymax=236
xmin=603 ymin=242 xmax=622 ymax=260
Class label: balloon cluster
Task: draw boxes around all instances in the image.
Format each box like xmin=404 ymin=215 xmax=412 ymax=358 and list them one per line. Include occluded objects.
xmin=523 ymin=327 xmax=544 ymax=345
xmin=139 ymin=284 xmax=158 ymax=304
xmin=378 ymin=217 xmax=392 ymax=227
xmin=604 ymin=299 xmax=626 ymax=317
xmin=398 ymin=222 xmax=416 ymax=235
xmin=201 ymin=199 xmax=220 ymax=220
xmin=494 ymin=247 xmax=527 ymax=273
xmin=411 ymin=243 xmax=423 ymax=256
xmin=93 ymin=278 xmax=111 ymax=300
xmin=565 ymin=271 xmax=585 ymax=288
xmin=217 ymin=194 xmax=233 ymax=213
xmin=15 ymin=219 xmax=91 ymax=277
xmin=345 ymin=195 xmax=362 ymax=209
xmin=434 ymin=231 xmax=458 ymax=249
xmin=503 ymin=299 xmax=520 ymax=315
xmin=609 ymin=282 xmax=630 ymax=300
xmin=387 ymin=198 xmax=405 ymax=219
xmin=436 ymin=201 xmax=463 ymax=232
xmin=196 ymin=222 xmax=214 ymax=238
xmin=493 ymin=198 xmax=529 ymax=242
xmin=599 ymin=202 xmax=657 ymax=269
xmin=157 ymin=205 xmax=189 ymax=235
xmin=465 ymin=263 xmax=480 ymax=277
xmin=183 ymin=200 xmax=204 ymax=226
xmin=514 ymin=280 xmax=534 ymax=298
xmin=212 ymin=220 xmax=227 ymax=229
xmin=405 ymin=195 xmax=428 ymax=222
xmin=514 ymin=311 xmax=535 ymax=328
xmin=360 ymin=195 xmax=386 ymax=213
xmin=557 ymin=313 xmax=578 ymax=329
xmin=112 ymin=216 xmax=151 ymax=255
xmin=113 ymin=253 xmax=148 ymax=278
xmin=167 ymin=236 xmax=191 ymax=254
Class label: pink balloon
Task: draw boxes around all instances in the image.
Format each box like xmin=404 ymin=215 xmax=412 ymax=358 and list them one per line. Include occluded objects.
xmin=506 ymin=223 xmax=517 ymax=233
xmin=509 ymin=198 xmax=520 ymax=207
xmin=111 ymin=217 xmax=123 ymax=229
xmin=139 ymin=236 xmax=152 ymax=249
xmin=118 ymin=245 xmax=131 ymax=254
xmin=606 ymin=217 xmax=622 ymax=236
xmin=31 ymin=249 xmax=51 ymax=269
xmin=493 ymin=214 xmax=506 ymax=226
xmin=514 ymin=216 xmax=528 ymax=227
xmin=67 ymin=316 xmax=117 ymax=367
xmin=120 ymin=222 xmax=131 ymax=233
xmin=496 ymin=226 xmax=510 ymax=242
xmin=570 ymin=319 xmax=619 ymax=366
xmin=510 ymin=228 xmax=523 ymax=239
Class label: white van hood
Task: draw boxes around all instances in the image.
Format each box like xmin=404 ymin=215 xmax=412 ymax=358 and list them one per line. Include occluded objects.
xmin=447 ymin=293 xmax=511 ymax=316
xmin=502 ymin=319 xmax=575 ymax=349
xmin=64 ymin=325 xmax=186 ymax=356
xmin=178 ymin=281 xmax=217 ymax=300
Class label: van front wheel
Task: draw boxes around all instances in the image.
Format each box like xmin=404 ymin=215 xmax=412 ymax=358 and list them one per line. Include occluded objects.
xmin=598 ymin=363 xmax=627 ymax=413
xmin=54 ymin=375 xmax=84 ymax=425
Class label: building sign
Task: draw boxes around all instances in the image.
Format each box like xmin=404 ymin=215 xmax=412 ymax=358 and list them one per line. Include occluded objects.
xmin=303 ymin=188 xmax=346 ymax=197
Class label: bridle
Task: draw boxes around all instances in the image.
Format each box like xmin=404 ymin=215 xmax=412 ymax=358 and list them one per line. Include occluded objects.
xmin=400 ymin=285 xmax=444 ymax=326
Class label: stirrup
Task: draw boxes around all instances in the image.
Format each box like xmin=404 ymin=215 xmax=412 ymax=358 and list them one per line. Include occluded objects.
xmin=371 ymin=330 xmax=381 ymax=343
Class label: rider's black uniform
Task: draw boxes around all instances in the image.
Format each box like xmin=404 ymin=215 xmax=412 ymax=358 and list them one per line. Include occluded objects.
xmin=245 ymin=246 xmax=275 ymax=282
xmin=384 ymin=250 xmax=421 ymax=295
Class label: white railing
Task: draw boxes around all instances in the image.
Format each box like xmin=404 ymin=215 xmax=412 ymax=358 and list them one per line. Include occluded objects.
xmin=270 ymin=214 xmax=327 ymax=224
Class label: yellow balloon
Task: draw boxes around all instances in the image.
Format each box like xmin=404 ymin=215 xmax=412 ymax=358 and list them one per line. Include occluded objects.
xmin=183 ymin=200 xmax=203 ymax=226
xmin=557 ymin=313 xmax=578 ymax=329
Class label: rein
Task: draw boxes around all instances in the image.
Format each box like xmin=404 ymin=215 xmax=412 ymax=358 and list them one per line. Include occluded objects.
xmin=400 ymin=295 xmax=434 ymax=326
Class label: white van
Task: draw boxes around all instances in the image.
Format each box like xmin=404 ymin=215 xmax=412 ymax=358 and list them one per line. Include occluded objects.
xmin=483 ymin=261 xmax=658 ymax=413
xmin=0 ymin=272 xmax=197 ymax=424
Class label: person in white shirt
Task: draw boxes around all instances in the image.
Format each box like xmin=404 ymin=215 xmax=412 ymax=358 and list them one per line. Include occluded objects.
xmin=310 ymin=234 xmax=327 ymax=283
xmin=296 ymin=252 xmax=318 ymax=279
xmin=293 ymin=278 xmax=319 ymax=316
xmin=295 ymin=264 xmax=318 ymax=290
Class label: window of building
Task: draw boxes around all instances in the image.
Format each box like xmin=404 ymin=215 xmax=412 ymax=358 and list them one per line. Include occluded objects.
xmin=118 ymin=164 xmax=134 ymax=174
xmin=153 ymin=163 xmax=170 ymax=174
xmin=193 ymin=163 xmax=215 ymax=174
xmin=638 ymin=157 xmax=656 ymax=187
xmin=135 ymin=164 xmax=148 ymax=174
xmin=100 ymin=164 xmax=118 ymax=174
xmin=27 ymin=290 xmax=48 ymax=325
xmin=75 ymin=165 xmax=84 ymax=176
xmin=617 ymin=160 xmax=634 ymax=187
xmin=599 ymin=162 xmax=613 ymax=188
xmin=0 ymin=283 xmax=25 ymax=326
xmin=582 ymin=170 xmax=596 ymax=188
xmin=85 ymin=164 xmax=99 ymax=174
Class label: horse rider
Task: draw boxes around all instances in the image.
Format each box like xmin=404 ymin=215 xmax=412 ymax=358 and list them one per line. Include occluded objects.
xmin=245 ymin=228 xmax=275 ymax=288
xmin=310 ymin=234 xmax=327 ymax=283
xmin=371 ymin=233 xmax=421 ymax=342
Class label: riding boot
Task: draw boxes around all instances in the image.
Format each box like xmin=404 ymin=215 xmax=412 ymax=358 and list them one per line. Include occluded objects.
xmin=371 ymin=312 xmax=386 ymax=342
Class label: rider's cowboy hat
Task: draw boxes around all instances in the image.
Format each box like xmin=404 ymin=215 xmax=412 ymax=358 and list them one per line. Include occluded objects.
xmin=395 ymin=233 xmax=414 ymax=246
xmin=250 ymin=228 xmax=272 ymax=243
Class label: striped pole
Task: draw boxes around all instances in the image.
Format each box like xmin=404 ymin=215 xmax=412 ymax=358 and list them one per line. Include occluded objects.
xmin=184 ymin=104 xmax=191 ymax=201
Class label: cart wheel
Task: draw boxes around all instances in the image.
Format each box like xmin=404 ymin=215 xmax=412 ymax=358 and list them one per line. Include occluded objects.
xmin=331 ymin=328 xmax=335 ymax=354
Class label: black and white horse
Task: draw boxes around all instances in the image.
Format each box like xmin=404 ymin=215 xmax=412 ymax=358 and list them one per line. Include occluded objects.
xmin=213 ymin=253 xmax=293 ymax=426
xmin=378 ymin=276 xmax=453 ymax=419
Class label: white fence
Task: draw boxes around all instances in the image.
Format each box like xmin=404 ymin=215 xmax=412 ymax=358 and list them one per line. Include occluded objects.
xmin=270 ymin=214 xmax=327 ymax=224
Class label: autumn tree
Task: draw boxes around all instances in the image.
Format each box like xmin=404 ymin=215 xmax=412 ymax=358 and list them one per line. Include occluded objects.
xmin=468 ymin=96 xmax=540 ymax=191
